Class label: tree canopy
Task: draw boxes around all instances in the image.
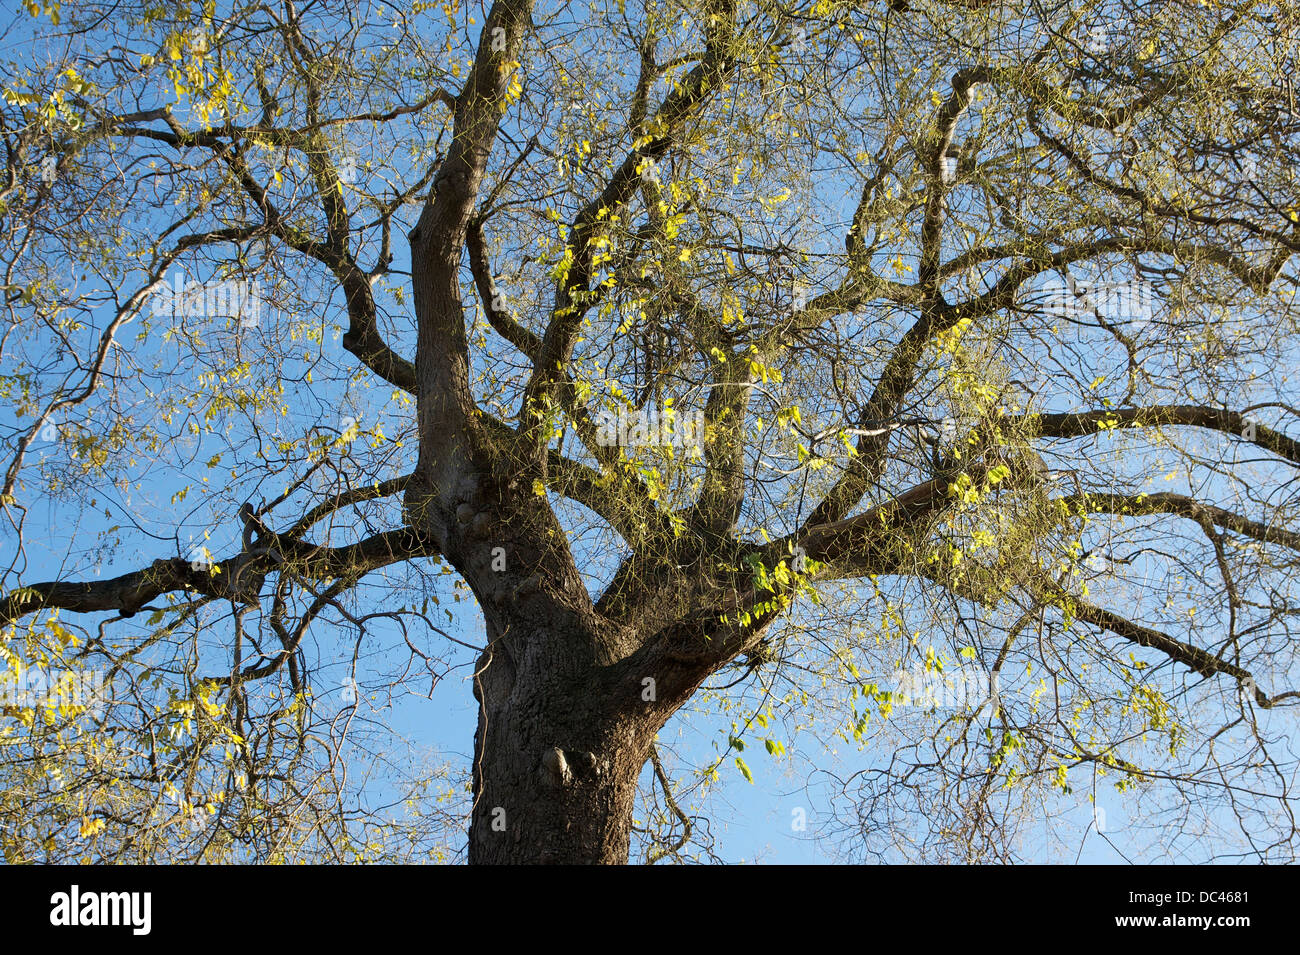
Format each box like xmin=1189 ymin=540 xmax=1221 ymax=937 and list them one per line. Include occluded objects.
xmin=2 ymin=0 xmax=1299 ymax=863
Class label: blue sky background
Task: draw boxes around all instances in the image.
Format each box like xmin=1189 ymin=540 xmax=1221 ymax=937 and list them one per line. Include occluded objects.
xmin=1 ymin=0 xmax=1294 ymax=864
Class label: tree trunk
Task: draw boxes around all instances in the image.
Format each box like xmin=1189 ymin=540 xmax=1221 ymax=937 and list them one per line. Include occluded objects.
xmin=466 ymin=608 xmax=659 ymax=865
xmin=401 ymin=455 xmax=713 ymax=864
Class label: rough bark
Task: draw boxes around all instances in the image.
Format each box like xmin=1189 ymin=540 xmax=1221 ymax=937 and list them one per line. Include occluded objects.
xmin=467 ymin=610 xmax=650 ymax=865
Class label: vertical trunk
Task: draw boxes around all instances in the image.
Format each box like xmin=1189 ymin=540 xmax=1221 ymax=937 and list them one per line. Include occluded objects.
xmin=465 ymin=610 xmax=657 ymax=865
xmin=403 ymin=458 xmax=714 ymax=863
xmin=467 ymin=696 xmax=646 ymax=865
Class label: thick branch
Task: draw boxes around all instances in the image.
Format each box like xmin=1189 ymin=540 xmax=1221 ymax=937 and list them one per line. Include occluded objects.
xmin=1025 ymin=406 xmax=1300 ymax=467
xmin=1056 ymin=490 xmax=1300 ymax=554
xmin=0 ymin=528 xmax=437 ymax=626
xmin=411 ymin=0 xmax=535 ymax=487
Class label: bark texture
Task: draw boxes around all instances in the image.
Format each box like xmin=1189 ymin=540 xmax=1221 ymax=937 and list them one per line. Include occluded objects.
xmin=467 ymin=612 xmax=649 ymax=865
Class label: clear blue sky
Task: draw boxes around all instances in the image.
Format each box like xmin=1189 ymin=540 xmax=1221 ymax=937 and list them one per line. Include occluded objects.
xmin=2 ymin=0 xmax=1292 ymax=864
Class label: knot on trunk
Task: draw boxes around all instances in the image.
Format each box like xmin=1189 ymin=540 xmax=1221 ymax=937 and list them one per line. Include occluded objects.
xmin=539 ymin=747 xmax=572 ymax=789
xmin=539 ymin=747 xmax=606 ymax=789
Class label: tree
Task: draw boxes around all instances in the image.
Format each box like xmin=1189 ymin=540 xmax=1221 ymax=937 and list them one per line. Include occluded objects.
xmin=2 ymin=0 xmax=1299 ymax=864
